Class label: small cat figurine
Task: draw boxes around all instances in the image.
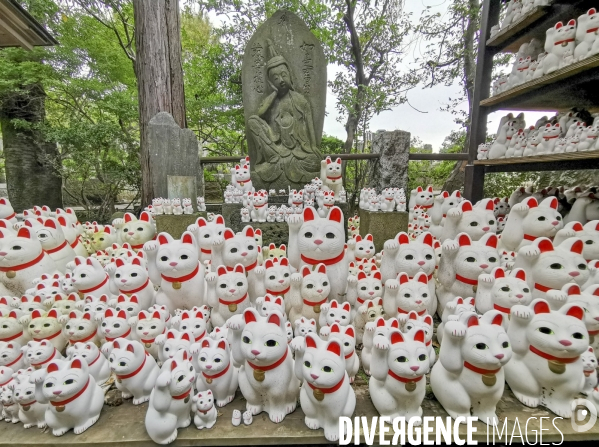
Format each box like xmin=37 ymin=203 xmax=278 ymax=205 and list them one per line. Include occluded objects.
xmin=191 ymin=337 xmax=238 ymax=407
xmin=294 ymin=317 xmax=317 ymax=337
xmin=206 ymin=264 xmax=250 ymax=328
xmin=250 ymin=192 xmax=268 ymax=223
xmin=12 ymin=369 xmax=47 ymax=428
xmin=475 ymin=267 xmax=532 ymax=319
xmin=260 ymin=257 xmax=292 ymax=311
xmin=71 ymin=256 xmax=112 ymax=301
xmin=30 ymin=357 xmax=104 ymax=436
xmin=63 ymin=311 xmax=100 ymax=346
xmin=437 ymin=233 xmax=500 ymax=315
xmin=66 ymin=341 xmax=111 ymax=385
xmin=383 ymin=272 xmax=431 ymax=319
xmin=186 ymin=215 xmax=226 ymax=265
xmin=316 ymin=191 xmax=335 ymax=218
xmin=118 ymin=212 xmax=156 ymax=251
xmin=256 ymin=294 xmax=286 ymax=319
xmin=99 ymin=308 xmax=133 ymax=343
xmin=290 ymin=333 xmax=355 ymax=441
xmin=112 ymin=294 xmax=142 ymax=316
xmin=143 ymin=232 xmax=205 ymax=313
xmin=155 ymin=329 xmax=193 ymax=364
xmin=0 ymin=198 xmax=16 ymax=224
xmin=231 ymin=163 xmax=253 ymax=192
xmin=287 ymin=207 xmax=348 ymax=303
xmin=346 ymin=270 xmax=383 ymax=310
xmin=196 ymin=197 xmax=206 ymax=212
xmin=500 ymin=196 xmax=563 ymax=252
xmin=172 ymin=309 xmax=208 ymax=343
xmin=0 ymin=310 xmax=30 ymax=347
xmin=513 ymin=237 xmax=589 ymax=300
xmin=107 ymin=255 xmax=155 ymax=311
xmin=1 ymin=382 xmax=19 ymax=423
xmin=441 ymin=199 xmax=497 ymax=242
xmin=554 ymin=220 xmax=599 ymax=263
xmin=192 ymin=390 xmax=217 ymax=429
xmin=352 ymin=298 xmax=384 ymax=346
xmin=129 ymin=310 xmax=167 ymax=359
xmin=505 ymin=299 xmax=588 ymax=417
xmin=370 ymin=327 xmax=429 ymax=422
xmin=320 ymin=156 xmax=343 ymax=199
xmin=288 ymin=263 xmax=330 ymax=328
xmin=27 ymin=217 xmax=76 ymax=273
xmin=24 ymin=339 xmax=64 ymax=369
xmin=361 ymin=317 xmax=400 ymax=375
xmin=326 ymin=323 xmax=359 ymax=382
xmin=0 ymin=341 xmax=26 ymax=370
xmin=182 ymin=198 xmax=194 ymax=215
xmin=403 ymin=311 xmax=435 ymax=367
xmin=349 ymin=234 xmax=376 ymax=261
xmin=172 ymin=198 xmax=183 ymax=215
xmin=318 ymin=300 xmax=351 ymax=331
xmin=266 ymin=206 xmax=277 ymax=223
xmin=24 ymin=309 xmax=67 ymax=352
xmin=436 ymin=297 xmax=476 ymax=345
xmin=102 ymin=338 xmax=160 ymax=405
xmin=581 ymin=346 xmax=598 ymax=395
xmin=431 ymin=310 xmax=512 ymax=424
xmin=227 ymin=308 xmax=300 ymax=423
xmin=145 ymin=350 xmax=194 ymax=444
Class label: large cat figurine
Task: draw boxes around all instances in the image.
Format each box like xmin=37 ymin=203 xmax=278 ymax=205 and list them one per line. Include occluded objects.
xmin=383 ymin=272 xmax=432 ymax=319
xmin=500 ymin=196 xmax=563 ymax=251
xmin=30 ymin=357 xmax=104 ymax=436
xmin=63 ymin=311 xmax=100 ymax=347
xmin=380 ymin=232 xmax=436 ymax=315
xmin=554 ymin=220 xmax=599 ymax=262
xmin=560 ymin=283 xmax=599 ymax=354
xmin=441 ymin=199 xmax=497 ymax=242
xmin=191 ymin=337 xmax=238 ymax=407
xmin=288 ymin=207 xmax=348 ymax=303
xmin=504 ymin=299 xmax=588 ymax=417
xmin=431 ymin=310 xmax=512 ymax=424
xmin=581 ymin=347 xmax=598 ymax=394
xmin=66 ymin=341 xmax=111 ymax=385
xmin=206 ymin=264 xmax=250 ymax=328
xmin=0 ymin=227 xmax=57 ymax=296
xmin=212 ymin=226 xmax=263 ymax=303
xmin=475 ymin=267 xmax=532 ymax=318
xmin=24 ymin=309 xmax=67 ymax=352
xmin=145 ymin=350 xmax=194 ymax=445
xmin=143 ymin=232 xmax=205 ymax=313
xmin=27 ymin=218 xmax=76 ymax=273
xmin=513 ymin=237 xmax=589 ymax=300
xmin=287 ymin=263 xmax=330 ymax=329
xmin=0 ymin=341 xmax=26 ymax=370
xmin=227 ymin=308 xmax=300 ymax=423
xmin=107 ymin=255 xmax=155 ymax=311
xmin=437 ymin=233 xmax=500 ymax=314
xmin=102 ymin=338 xmax=160 ymax=405
xmin=186 ymin=215 xmax=226 ymax=265
xmin=99 ymin=308 xmax=133 ymax=343
xmin=290 ymin=333 xmax=355 ymax=441
xmin=369 ymin=327 xmax=429 ymax=421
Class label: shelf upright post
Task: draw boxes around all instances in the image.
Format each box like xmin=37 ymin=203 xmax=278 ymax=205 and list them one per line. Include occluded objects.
xmin=464 ymin=0 xmax=501 ymax=203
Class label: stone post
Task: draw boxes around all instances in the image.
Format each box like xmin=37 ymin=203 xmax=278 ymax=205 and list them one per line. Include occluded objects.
xmin=148 ymin=112 xmax=202 ymax=200
xmin=368 ymin=129 xmax=410 ymax=192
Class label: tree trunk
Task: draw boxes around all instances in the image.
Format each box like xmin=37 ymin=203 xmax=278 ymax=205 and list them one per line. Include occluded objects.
xmin=0 ymin=84 xmax=62 ymax=212
xmin=133 ymin=0 xmax=186 ymax=207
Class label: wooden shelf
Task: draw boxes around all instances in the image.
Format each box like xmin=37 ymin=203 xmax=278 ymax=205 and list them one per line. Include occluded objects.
xmin=481 ymin=54 xmax=599 ymax=111
xmin=473 ymin=150 xmax=599 ymax=173
xmin=486 ymin=5 xmax=551 ymax=51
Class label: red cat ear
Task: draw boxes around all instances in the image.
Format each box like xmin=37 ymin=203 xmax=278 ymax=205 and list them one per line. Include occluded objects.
xmin=390 ymin=319 xmax=399 ymax=328
xmin=566 ymin=284 xmax=581 ymax=295
xmin=423 ymin=315 xmax=433 ymax=326
xmin=513 ymin=268 xmax=526 ymax=281
xmin=330 ymin=301 xmax=338 ymax=309
xmin=303 ymin=207 xmax=316 ymax=222
xmin=47 ymin=309 xmax=59 ymax=319
xmin=547 ymin=197 xmax=558 ymax=210
xmin=417 ymin=186 xmax=423 ymax=193
xmin=567 ymin=18 xmax=576 ymax=26
xmin=124 ymin=213 xmax=134 ymax=223
xmin=537 ymin=238 xmax=554 ymax=253
xmin=117 ymin=310 xmax=127 ymax=319
xmin=354 ymin=235 xmax=362 ymax=243
xmin=398 ymin=273 xmax=410 ymax=285
xmin=398 ymin=232 xmax=410 ymax=245
xmin=485 ymin=200 xmax=494 ymax=211
xmin=301 ymin=266 xmax=312 ymax=277
xmin=342 ymin=302 xmax=351 ymax=312
xmin=305 ymin=334 xmax=317 ymax=349
xmin=460 ymin=201 xmax=473 ymax=212
xmin=485 ymin=234 xmax=498 ymax=248
xmin=458 ymin=234 xmax=471 ymax=247
xmin=534 ymin=300 xmax=551 ymax=314
xmin=17 ymin=227 xmax=32 ymax=239
xmin=571 ymin=239 xmax=583 ymax=255
xmin=373 ymin=271 xmax=381 ymax=281
xmin=330 ymin=323 xmax=340 ymax=333
xmin=275 ymin=297 xmax=283 ymax=306
xmin=217 ymin=266 xmax=228 ymax=276
xmin=525 ymin=197 xmax=538 ymax=208
xmin=115 ymin=258 xmax=125 ymax=268
xmin=366 ymin=234 xmax=373 ymax=242
xmin=357 ymin=271 xmax=366 ymax=281
xmin=131 ymin=257 xmax=142 ymax=267
xmin=244 ymin=226 xmax=254 ymax=238
xmin=491 ymin=314 xmax=503 ymax=326
xmin=367 ymin=301 xmax=374 ymax=309
xmin=83 ymin=312 xmax=92 ymax=321
xmin=158 ymin=234 xmax=170 ymax=245
xmin=170 ymin=360 xmax=178 ymax=371
xmin=566 ymin=304 xmax=584 ymax=320
xmin=328 ymin=207 xmax=342 ymax=223
xmin=407 ymin=311 xmax=418 ymax=321
xmin=267 ymin=313 xmax=281 ymax=327
xmin=376 ymin=317 xmax=386 ymax=327
xmin=415 ymin=272 xmax=428 ymax=284
xmin=390 ymin=331 xmax=404 ymax=344
xmin=47 ymin=362 xmax=60 ymax=373
xmin=140 ymin=212 xmax=151 ymax=222
xmin=571 ymin=222 xmax=584 ymax=231
xmin=201 ymin=339 xmax=210 ymax=348
xmin=280 ymin=257 xmax=289 ymax=267
xmin=44 ymin=219 xmax=57 ymax=229
xmin=421 ymin=233 xmax=433 ymax=247
xmin=413 ymin=329 xmax=425 ymax=343
xmin=167 ymin=331 xmax=176 ymax=340
xmin=467 ymin=315 xmax=479 ymax=327
xmin=264 ymin=259 xmax=274 ymax=270
xmin=181 ymin=232 xmax=194 ymax=245
xmin=126 ymin=343 xmax=135 ymax=353
xmin=494 ymin=268 xmax=505 ymax=279
xmin=345 ymin=327 xmax=355 ymax=338
xmin=181 ymin=332 xmax=191 ymax=342
xmin=326 ymin=339 xmax=342 ymax=357
xmin=71 ymin=358 xmax=83 ymax=369
xmin=217 ymin=340 xmax=226 ymax=350
xmin=316 ymin=263 xmax=327 ymax=274
xmin=223 ymin=229 xmax=235 ymax=240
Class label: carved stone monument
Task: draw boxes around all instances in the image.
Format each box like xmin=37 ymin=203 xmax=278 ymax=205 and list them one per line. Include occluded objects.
xmin=242 ymin=10 xmax=326 ymax=191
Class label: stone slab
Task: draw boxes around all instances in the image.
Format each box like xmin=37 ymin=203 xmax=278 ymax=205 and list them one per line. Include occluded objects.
xmin=205 ymin=203 xmax=222 ymax=214
xmin=155 ymin=213 xmax=206 ymax=239
xmin=167 ymin=175 xmax=197 ymax=202
xmin=368 ymin=129 xmax=410 ymax=193
xmin=0 ymin=377 xmax=595 ymax=446
xmin=359 ymin=210 xmax=409 ymax=252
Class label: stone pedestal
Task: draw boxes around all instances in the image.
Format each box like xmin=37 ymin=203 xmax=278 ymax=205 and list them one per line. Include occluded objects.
xmin=359 ymin=210 xmax=408 ymax=252
xmin=155 ymin=213 xmax=206 ymax=239
xmin=148 ymin=112 xmax=202 ymax=199
xmin=368 ymin=130 xmax=410 ymax=193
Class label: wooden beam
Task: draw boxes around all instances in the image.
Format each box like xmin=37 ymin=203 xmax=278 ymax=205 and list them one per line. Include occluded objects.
xmin=0 ymin=15 xmax=32 ymax=50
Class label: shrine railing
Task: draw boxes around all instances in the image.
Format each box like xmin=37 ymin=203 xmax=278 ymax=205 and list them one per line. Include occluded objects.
xmin=199 ymin=153 xmax=468 ymax=164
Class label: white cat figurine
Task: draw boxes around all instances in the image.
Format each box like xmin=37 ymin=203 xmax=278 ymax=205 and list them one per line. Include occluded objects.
xmin=191 ymin=337 xmax=238 ymax=407
xmin=206 ymin=264 xmax=250 ymax=328
xmin=192 ymin=390 xmax=217 ymax=429
xmin=66 ymin=341 xmax=110 ymax=385
xmin=320 ymin=156 xmax=343 ymax=199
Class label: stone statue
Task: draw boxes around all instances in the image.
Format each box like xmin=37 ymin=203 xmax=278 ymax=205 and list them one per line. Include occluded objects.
xmin=242 ymin=10 xmax=327 ymax=192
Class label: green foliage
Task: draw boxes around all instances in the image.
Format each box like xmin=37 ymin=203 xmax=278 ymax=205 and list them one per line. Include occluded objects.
xmin=320 ymin=134 xmax=344 ymax=154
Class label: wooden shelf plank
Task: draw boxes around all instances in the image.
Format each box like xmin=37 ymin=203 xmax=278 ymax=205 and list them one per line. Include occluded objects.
xmin=486 ymin=5 xmax=551 ymax=51
xmin=480 ymin=54 xmax=599 ymax=109
xmin=474 ymin=150 xmax=599 ymax=166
